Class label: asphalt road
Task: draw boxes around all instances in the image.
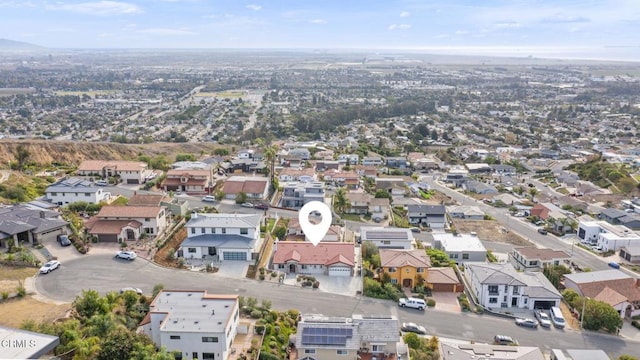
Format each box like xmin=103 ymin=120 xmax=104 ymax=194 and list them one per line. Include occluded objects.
xmin=35 ymin=254 xmax=638 ymax=358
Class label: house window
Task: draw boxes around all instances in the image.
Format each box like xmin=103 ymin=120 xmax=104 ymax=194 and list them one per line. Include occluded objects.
xmin=301 ymin=265 xmax=307 ymax=269
xmin=304 ymin=349 xmax=316 ymax=354
xmin=489 ymin=297 xmax=498 ymax=304
xmin=240 ymin=228 xmax=248 ymax=235
xmin=512 ymin=286 xmax=520 ymax=295
xmin=202 ymin=337 xmax=218 ymax=343
xmin=382 ymin=240 xmax=390 ymax=245
xmin=222 ymin=228 xmax=226 ymax=234
xmin=191 ymin=228 xmax=195 ymax=234
xmin=145 ymin=218 xmax=150 ymax=222
xmin=503 ymin=296 xmax=507 ymax=302
xmin=85 ymin=193 xmax=90 ymax=197
xmin=524 ymin=298 xmax=528 ymax=304
xmin=170 ymin=335 xmax=180 ymax=339
xmin=337 ymin=350 xmax=348 ymax=355
xmin=193 ymin=352 xmax=198 ymax=359
xmin=212 ymin=228 xmax=216 ymax=234
xmin=372 ymin=345 xmax=382 ymax=352
xmin=391 ymin=279 xmax=398 ymax=284
xmin=188 ymin=248 xmax=196 ymax=253
xmin=51 ymin=192 xmax=57 ymax=196
xmin=201 ymin=228 xmax=206 ymax=234
xmin=278 ymin=264 xmax=284 ymax=269
xmin=450 ymin=254 xmax=458 ymax=259
xmin=530 ymin=261 xmax=538 ymax=266
xmin=488 ymin=285 xmax=499 ymax=295
xmin=388 ymin=267 xmax=397 ymax=273
xmin=202 ymin=354 xmax=214 ymax=360
xmin=462 ymin=253 xmax=469 ymax=260
xmin=417 ymin=268 xmax=424 ymax=273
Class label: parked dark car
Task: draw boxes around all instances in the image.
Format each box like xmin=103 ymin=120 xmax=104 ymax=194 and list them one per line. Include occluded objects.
xmin=608 ymin=262 xmax=621 ymax=269
xmin=254 ymin=203 xmax=269 ymax=210
xmin=57 ymin=234 xmax=72 ymax=247
xmin=537 ymin=228 xmax=548 ymax=235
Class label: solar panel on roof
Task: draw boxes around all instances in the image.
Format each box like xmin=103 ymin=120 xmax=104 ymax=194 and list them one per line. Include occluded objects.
xmin=300 ymin=327 xmax=353 ymax=346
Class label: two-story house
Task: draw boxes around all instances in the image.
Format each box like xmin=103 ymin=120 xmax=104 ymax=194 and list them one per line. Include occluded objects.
xmin=286 ymin=218 xmax=342 ymax=242
xmin=323 ymin=170 xmax=360 ymax=189
xmin=362 ymin=157 xmax=383 ymax=167
xmin=45 ymin=177 xmax=110 ymax=205
xmin=360 ymin=226 xmax=413 ymax=250
xmin=433 ymin=233 xmax=487 ymax=264
xmin=337 ymin=154 xmax=359 ymax=166
xmin=407 ymin=204 xmax=446 ymax=229
xmin=138 ymin=290 xmax=240 ymax=360
xmin=272 ymin=241 xmax=354 ymax=276
xmin=162 ymin=169 xmax=213 ymax=195
xmin=599 ymin=208 xmax=640 ymax=230
xmin=577 ymin=217 xmax=640 ymax=251
xmin=294 ymin=314 xmax=407 ymax=360
xmin=281 ymin=182 xmax=325 ymax=209
xmin=87 ymin=205 xmax=167 ymax=242
xmin=509 ymin=247 xmax=570 ymax=271
xmin=77 ymin=160 xmax=149 ymax=184
xmin=379 ymin=249 xmax=430 ymax=288
xmin=464 ymin=262 xmax=562 ymax=310
xmin=278 ymin=168 xmax=316 ymax=182
xmin=180 ymin=213 xmax=263 ymax=262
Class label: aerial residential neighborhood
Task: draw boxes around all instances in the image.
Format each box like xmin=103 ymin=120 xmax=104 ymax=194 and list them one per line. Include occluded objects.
xmin=1 ymin=23 xmax=640 ymax=360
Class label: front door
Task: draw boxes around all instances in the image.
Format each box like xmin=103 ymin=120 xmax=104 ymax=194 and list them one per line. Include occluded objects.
xmin=208 ymin=247 xmax=217 ymax=256
xmin=289 ymin=264 xmax=296 ymax=273
xmin=511 ymin=298 xmax=518 ymax=306
xmin=403 ymin=278 xmax=412 ymax=288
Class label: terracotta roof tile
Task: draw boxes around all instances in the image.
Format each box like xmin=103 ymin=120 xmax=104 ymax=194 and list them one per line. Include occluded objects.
xmin=380 ymin=249 xmax=431 ymax=268
xmin=427 ymin=267 xmax=461 ymax=285
xmin=273 ymin=241 xmax=354 ymax=267
xmin=89 ymin=219 xmax=142 ymax=234
xmin=97 ymin=205 xmax=162 ymax=218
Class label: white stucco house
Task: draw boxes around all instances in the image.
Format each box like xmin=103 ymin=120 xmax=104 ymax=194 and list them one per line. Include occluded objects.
xmin=138 ymin=290 xmax=240 ymax=360
xmin=577 ymin=218 xmax=640 ymax=251
xmin=180 ymin=213 xmax=263 ymax=262
xmin=463 ymin=262 xmax=562 ymax=310
xmin=432 ymin=233 xmax=487 ymax=264
xmin=45 ymin=177 xmax=110 ymax=205
xmin=360 ymin=226 xmax=413 ymax=250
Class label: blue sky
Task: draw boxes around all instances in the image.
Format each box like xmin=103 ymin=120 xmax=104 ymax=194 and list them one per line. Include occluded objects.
xmin=1 ymin=0 xmax=639 ymax=60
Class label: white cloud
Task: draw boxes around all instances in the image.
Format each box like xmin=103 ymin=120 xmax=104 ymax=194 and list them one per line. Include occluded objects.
xmin=494 ymin=21 xmax=522 ymax=29
xmin=400 ymin=11 xmax=411 ymax=18
xmin=455 ymin=30 xmax=469 ymax=35
xmin=137 ymin=28 xmax=197 ymax=36
xmin=246 ymin=4 xmax=262 ymax=11
xmin=388 ymin=24 xmax=411 ymax=31
xmin=49 ymin=1 xmax=142 ymax=16
xmin=309 ymin=19 xmax=327 ymax=24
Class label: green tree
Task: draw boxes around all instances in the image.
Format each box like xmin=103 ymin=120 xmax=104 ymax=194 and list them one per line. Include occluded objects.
xmin=426 ymin=248 xmax=454 ymax=267
xmin=14 ymin=144 xmax=30 ymax=171
xmin=374 ymin=190 xmax=391 ymax=199
xmin=273 ymin=226 xmax=287 ymax=240
xmin=235 ymin=192 xmax=248 ymax=204
xmin=73 ymin=290 xmax=112 ymax=319
xmin=528 ymin=187 xmax=539 ymax=202
xmin=333 ymin=187 xmax=349 ymax=214
xmin=582 ymin=298 xmax=623 ymax=333
xmin=618 ymin=355 xmax=638 ymax=360
xmin=403 ymin=332 xmax=421 ymax=349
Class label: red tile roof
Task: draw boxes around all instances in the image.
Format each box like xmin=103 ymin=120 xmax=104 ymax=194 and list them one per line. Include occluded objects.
xmin=272 ymin=241 xmax=354 ymax=267
xmin=97 ymin=205 xmax=163 ymax=218
xmin=88 ymin=219 xmax=142 ymax=234
xmin=380 ymin=249 xmax=431 ymax=268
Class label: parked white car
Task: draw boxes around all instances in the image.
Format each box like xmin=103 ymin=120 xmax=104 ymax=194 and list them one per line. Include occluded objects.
xmin=40 ymin=260 xmax=60 ymax=274
xmin=115 ymin=251 xmax=137 ymax=260
xmin=398 ymin=297 xmax=426 ymax=310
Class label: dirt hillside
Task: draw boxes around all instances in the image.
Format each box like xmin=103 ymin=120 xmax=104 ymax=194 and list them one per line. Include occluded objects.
xmin=0 ymin=140 xmax=223 ymax=166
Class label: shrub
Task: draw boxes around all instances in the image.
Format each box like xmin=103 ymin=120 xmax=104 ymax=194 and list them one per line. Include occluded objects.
xmin=259 ymin=267 xmax=265 ymax=275
xmin=270 ymin=272 xmax=277 ymax=278
xmin=254 ymin=325 xmax=266 ymax=335
xmin=250 ymin=310 xmax=263 ymax=319
xmin=312 ymin=281 xmax=319 ymax=288
xmin=259 ymin=274 xmax=265 ymax=281
xmin=426 ymin=298 xmax=436 ymax=307
xmin=1 ymin=292 xmax=8 ymax=300
xmin=632 ymin=320 xmax=640 ymax=330
xmin=16 ymin=285 xmax=26 ymax=298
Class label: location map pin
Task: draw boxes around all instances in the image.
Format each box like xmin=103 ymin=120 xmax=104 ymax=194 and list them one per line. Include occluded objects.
xmin=298 ymin=201 xmax=332 ymax=246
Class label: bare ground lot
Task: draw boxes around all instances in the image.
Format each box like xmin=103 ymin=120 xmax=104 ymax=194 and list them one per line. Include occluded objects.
xmin=452 ymin=219 xmax=532 ymax=246
xmin=0 ymin=266 xmax=70 ymax=328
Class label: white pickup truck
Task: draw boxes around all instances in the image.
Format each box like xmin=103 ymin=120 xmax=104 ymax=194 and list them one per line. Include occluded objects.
xmin=398 ymin=297 xmax=426 ymax=310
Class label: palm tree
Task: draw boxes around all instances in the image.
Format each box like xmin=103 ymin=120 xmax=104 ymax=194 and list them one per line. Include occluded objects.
xmin=334 ymin=187 xmax=349 ymax=215
xmin=528 ymin=187 xmax=539 ymax=202
xmin=257 ymin=138 xmax=278 ymax=194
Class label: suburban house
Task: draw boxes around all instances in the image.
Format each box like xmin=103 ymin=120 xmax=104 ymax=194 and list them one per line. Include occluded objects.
xmin=598 ymin=207 xmax=640 ymax=230
xmin=286 ymin=218 xmax=342 ymax=242
xmin=272 ymin=241 xmax=355 ymax=276
xmin=379 ymin=249 xmax=431 ymax=288
xmin=407 ymin=152 xmax=440 ymax=170
xmin=576 ymin=217 xmax=640 ymax=251
xmin=447 ymin=205 xmax=485 ymax=220
xmin=359 ymin=226 xmax=413 ymax=250
xmin=509 ymin=247 xmax=571 ymax=271
xmin=440 ymin=341 xmax=544 ymax=360
xmin=294 ymin=314 xmax=407 ymax=360
xmin=337 ymin=154 xmax=359 ymax=165
xmin=362 ymin=156 xmax=383 ymax=166
xmin=445 ymin=167 xmax=468 ymax=187
xmin=385 ymin=156 xmax=410 ymax=169
xmin=162 ymin=169 xmax=213 ymax=195
xmin=464 ymin=262 xmax=562 ymax=310
xmin=427 ymin=267 xmax=465 ymax=292
xmin=374 ymin=178 xmax=405 ymax=196
xmin=180 ymin=213 xmax=263 ymax=262
xmin=620 ymin=244 xmax=640 ymax=264
xmin=314 ymin=160 xmax=340 ymax=172
xmin=77 ymin=160 xmax=149 ymax=184
xmin=563 ymin=270 xmax=640 ymax=318
xmin=45 ymin=177 xmax=111 ymax=205
xmin=87 ymin=205 xmax=167 ymax=242
xmin=530 ymin=202 xmax=573 ymax=233
xmin=279 ymin=167 xmax=316 ymax=182
xmin=323 ymin=171 xmax=360 ymax=189
xmin=344 ymin=193 xmax=389 ymax=222
xmin=281 ymin=182 xmax=325 ymax=209
xmin=138 ymin=290 xmax=239 ymax=360
xmin=490 ymin=164 xmax=517 ymax=176
xmin=432 ymin=233 xmax=487 ymax=264
xmin=221 ymin=176 xmax=270 ymax=200
xmin=288 ymin=148 xmax=311 ymax=160
xmin=407 ymin=204 xmax=446 ymax=229
xmin=354 ymin=165 xmax=378 ymax=178
xmin=462 ymin=180 xmax=498 ymax=195
xmin=0 ymin=205 xmax=69 ymax=249
xmin=128 ymin=192 xmax=189 ymax=217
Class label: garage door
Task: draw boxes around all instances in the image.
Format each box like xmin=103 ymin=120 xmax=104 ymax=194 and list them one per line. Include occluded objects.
xmin=223 ymin=252 xmax=247 ymax=261
xmin=328 ymin=267 xmax=351 ymax=276
xmin=126 ymin=179 xmax=140 ymax=184
xmin=533 ymin=300 xmax=556 ymax=310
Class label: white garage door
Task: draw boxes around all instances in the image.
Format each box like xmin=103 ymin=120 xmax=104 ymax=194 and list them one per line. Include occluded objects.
xmin=328 ymin=267 xmax=351 ymax=276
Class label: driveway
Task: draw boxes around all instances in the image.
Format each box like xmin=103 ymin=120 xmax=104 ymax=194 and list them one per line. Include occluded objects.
xmin=214 ymin=261 xmax=250 ymax=278
xmin=39 ymin=236 xmax=85 ymax=263
xmin=431 ymin=292 xmax=462 ymax=313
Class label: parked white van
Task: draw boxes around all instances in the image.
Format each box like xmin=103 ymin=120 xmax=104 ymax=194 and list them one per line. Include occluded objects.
xmin=549 ymin=306 xmax=565 ymax=329
xmin=398 ymin=297 xmax=426 ymax=310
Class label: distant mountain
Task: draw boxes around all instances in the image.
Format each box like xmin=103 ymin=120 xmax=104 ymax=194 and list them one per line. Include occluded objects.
xmin=0 ymin=38 xmax=44 ymax=50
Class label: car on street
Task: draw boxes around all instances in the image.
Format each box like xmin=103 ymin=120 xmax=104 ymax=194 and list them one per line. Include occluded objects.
xmin=57 ymin=234 xmax=72 ymax=247
xmin=401 ymin=322 xmax=427 ymax=335
xmin=119 ymin=287 xmax=143 ymax=295
xmin=608 ymin=262 xmax=621 ymax=269
xmin=398 ymin=297 xmax=426 ymax=310
xmin=95 ymin=180 xmax=108 ymax=186
xmin=537 ymin=228 xmax=548 ymax=235
xmin=515 ymin=317 xmax=539 ymax=328
xmin=241 ymin=202 xmax=254 ymax=208
xmin=534 ymin=310 xmax=552 ymax=328
xmin=115 ymin=250 xmax=137 ymax=261
xmin=254 ymin=203 xmax=269 ymax=210
xmin=40 ymin=260 xmax=61 ymax=274
xmin=202 ymin=195 xmax=216 ymax=202
xmin=410 ymin=227 xmax=421 ymax=233
xmin=494 ymin=335 xmax=518 ymax=346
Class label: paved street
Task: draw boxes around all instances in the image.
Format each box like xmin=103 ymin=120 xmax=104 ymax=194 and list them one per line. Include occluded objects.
xmin=33 ymin=254 xmax=640 ymax=358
